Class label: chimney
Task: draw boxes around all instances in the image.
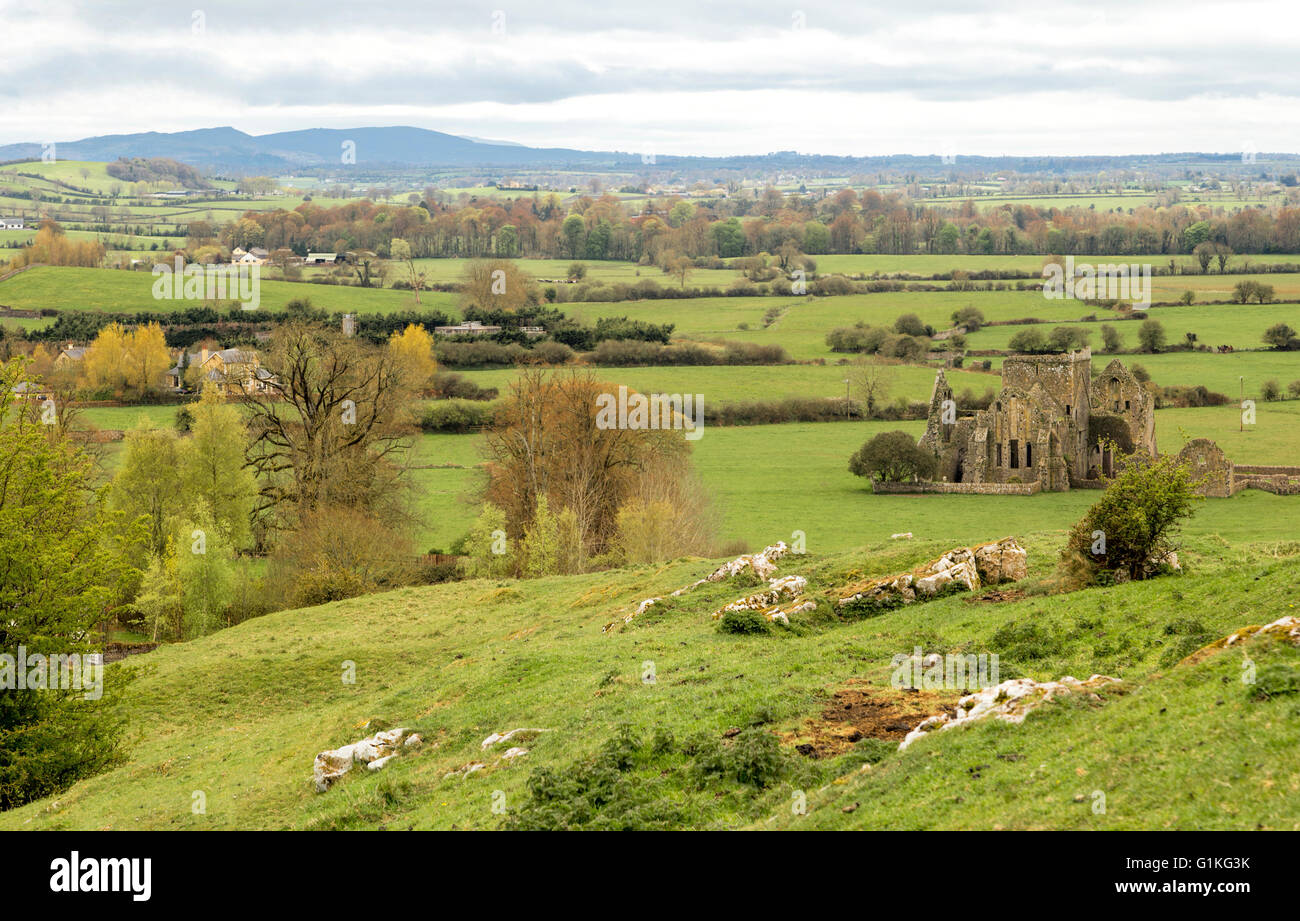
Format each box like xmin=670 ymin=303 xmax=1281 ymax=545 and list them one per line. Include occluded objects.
xmin=200 ymin=346 xmax=210 ymax=365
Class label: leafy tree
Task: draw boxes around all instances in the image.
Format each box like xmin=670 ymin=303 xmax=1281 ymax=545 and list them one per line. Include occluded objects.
xmin=849 ymin=430 xmax=937 ymax=483
xmin=174 ymin=509 xmax=236 ymax=638
xmin=950 ymin=305 xmax=985 ymax=331
xmin=1061 ymin=451 xmax=1198 ymax=582
xmin=462 ymin=502 xmax=513 ymax=578
xmin=387 ymin=323 xmax=438 ymax=392
xmin=1137 ymin=318 xmax=1166 ymax=353
xmin=179 ymin=383 xmax=256 ymax=549
xmin=111 ymin=418 xmax=183 ymax=556
xmin=1100 ymin=324 xmax=1122 ymax=352
xmin=0 ymin=359 xmax=135 ymax=808
xmin=1263 ymin=323 xmax=1299 ymax=350
xmin=893 ymin=313 xmax=928 ymax=337
xmin=1008 ymin=327 xmax=1050 ymax=353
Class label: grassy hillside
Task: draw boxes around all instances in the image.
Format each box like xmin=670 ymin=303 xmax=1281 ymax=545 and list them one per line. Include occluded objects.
xmin=3 ymin=526 xmax=1297 ymax=831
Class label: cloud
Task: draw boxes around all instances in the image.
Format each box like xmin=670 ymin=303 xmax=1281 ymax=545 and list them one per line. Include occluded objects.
xmin=0 ymin=0 xmax=1296 ymax=154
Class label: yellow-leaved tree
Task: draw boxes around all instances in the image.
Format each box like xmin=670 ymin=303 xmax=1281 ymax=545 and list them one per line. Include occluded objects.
xmin=388 ymin=323 xmax=437 ymax=394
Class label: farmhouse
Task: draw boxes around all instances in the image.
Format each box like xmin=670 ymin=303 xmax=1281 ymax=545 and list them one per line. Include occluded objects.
xmin=0 ymin=217 xmax=26 ymax=230
xmin=54 ymin=345 xmax=88 ymax=368
xmin=915 ymin=348 xmax=1156 ymax=492
xmin=167 ymin=346 xmax=275 ymax=393
xmin=305 ymin=252 xmax=341 ymax=265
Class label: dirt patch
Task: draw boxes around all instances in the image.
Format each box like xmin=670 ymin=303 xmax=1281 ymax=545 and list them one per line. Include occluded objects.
xmin=103 ymin=641 xmax=158 ymax=664
xmin=967 ymin=588 xmax=1027 ymax=604
xmin=784 ymin=679 xmax=958 ymax=758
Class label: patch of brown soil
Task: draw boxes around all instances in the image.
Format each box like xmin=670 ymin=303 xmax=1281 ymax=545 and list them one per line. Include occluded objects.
xmin=102 ymin=641 xmax=158 ymax=664
xmin=967 ymin=588 xmax=1026 ymax=604
xmin=783 ymin=679 xmax=957 ymax=758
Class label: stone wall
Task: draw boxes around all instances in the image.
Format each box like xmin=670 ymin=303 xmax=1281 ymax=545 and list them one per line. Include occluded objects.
xmin=871 ymin=479 xmax=1042 ymax=496
xmin=1235 ymin=473 xmax=1300 ymax=495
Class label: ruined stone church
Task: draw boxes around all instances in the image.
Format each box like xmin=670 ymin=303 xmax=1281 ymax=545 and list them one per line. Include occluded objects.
xmin=918 ymin=348 xmax=1157 ymax=492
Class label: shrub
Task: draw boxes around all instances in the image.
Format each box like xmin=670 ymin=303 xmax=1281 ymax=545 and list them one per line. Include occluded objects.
xmin=718 ymin=609 xmax=771 ymax=635
xmin=1262 ymin=379 xmax=1282 ymax=402
xmin=893 ymin=313 xmax=929 ymax=337
xmin=849 ymin=430 xmax=937 ymax=482
xmin=1008 ymin=327 xmax=1050 ymax=353
xmin=1137 ymin=318 xmax=1166 ymax=353
xmin=1060 ymin=452 xmax=1199 ymax=583
xmin=418 ymin=399 xmax=496 ymax=433
xmin=1248 ymin=663 xmax=1300 ymax=702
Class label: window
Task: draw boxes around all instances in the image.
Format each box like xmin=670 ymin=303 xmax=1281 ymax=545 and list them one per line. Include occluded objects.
xmin=997 ymin=444 xmax=1003 ymax=467
xmin=1125 ymin=400 xmax=1130 ymax=410
xmin=1010 ymin=439 xmax=1019 ymax=469
xmin=1066 ymin=404 xmax=1071 ymax=416
xmin=1026 ymin=443 xmax=1033 ymax=467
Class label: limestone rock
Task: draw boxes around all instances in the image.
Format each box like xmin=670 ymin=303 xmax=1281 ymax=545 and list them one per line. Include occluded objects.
xmin=313 ymin=727 xmax=414 ymax=792
xmin=481 ymin=728 xmax=546 ymax=750
xmin=836 ymin=537 xmax=1027 ymax=612
xmin=609 ymin=541 xmax=792 ymax=630
xmin=899 ymin=674 xmax=1119 ymax=750
xmin=972 ymin=537 xmax=1028 ymax=583
xmin=711 ymin=575 xmax=807 ymax=619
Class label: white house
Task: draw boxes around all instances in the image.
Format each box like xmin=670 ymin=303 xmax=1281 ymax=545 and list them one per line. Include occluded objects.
xmin=0 ymin=217 xmax=26 ymax=230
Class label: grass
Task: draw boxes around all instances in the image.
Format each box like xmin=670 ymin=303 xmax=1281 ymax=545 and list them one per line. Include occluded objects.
xmin=965 ymin=302 xmax=1300 ymax=353
xmin=0 ymin=266 xmax=448 ymax=315
xmin=3 ymin=526 xmax=1297 ymax=830
xmin=407 ymin=415 xmax=1300 ymax=553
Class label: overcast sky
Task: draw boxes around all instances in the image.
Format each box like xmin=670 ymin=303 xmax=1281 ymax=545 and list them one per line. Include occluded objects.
xmin=1 ymin=0 xmax=1297 ymax=157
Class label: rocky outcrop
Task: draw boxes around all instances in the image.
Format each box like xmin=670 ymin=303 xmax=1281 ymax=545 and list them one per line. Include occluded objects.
xmin=837 ymin=537 xmax=1026 ymax=613
xmin=610 ymin=542 xmax=791 ymax=631
xmin=1179 ymin=614 xmax=1300 ymax=666
xmin=313 ymin=727 xmax=419 ymax=792
xmin=481 ymin=728 xmax=546 ymax=749
xmin=899 ymin=674 xmax=1120 ymax=750
xmin=711 ymin=575 xmax=808 ymax=621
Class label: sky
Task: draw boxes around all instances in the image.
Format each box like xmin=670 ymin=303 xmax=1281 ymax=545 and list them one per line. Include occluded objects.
xmin=1 ymin=0 xmax=1298 ymax=157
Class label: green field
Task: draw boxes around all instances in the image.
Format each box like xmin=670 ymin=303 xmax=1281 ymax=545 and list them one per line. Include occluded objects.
xmin=407 ymin=409 xmax=1300 ymax=553
xmin=4 ymin=522 xmax=1297 ymax=830
xmin=0 ymin=265 xmax=445 ymax=314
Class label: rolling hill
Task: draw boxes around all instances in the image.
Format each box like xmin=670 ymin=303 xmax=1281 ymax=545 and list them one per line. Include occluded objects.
xmin=3 ymin=528 xmax=1297 ymax=831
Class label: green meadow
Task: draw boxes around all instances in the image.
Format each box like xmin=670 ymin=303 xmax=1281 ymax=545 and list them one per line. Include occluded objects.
xmin=3 ymin=523 xmax=1297 ymax=831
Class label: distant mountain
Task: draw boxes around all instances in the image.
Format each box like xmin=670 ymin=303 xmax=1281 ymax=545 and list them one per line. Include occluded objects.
xmin=1 ymin=126 xmax=1296 ymax=177
xmin=0 ymin=126 xmax=637 ymax=172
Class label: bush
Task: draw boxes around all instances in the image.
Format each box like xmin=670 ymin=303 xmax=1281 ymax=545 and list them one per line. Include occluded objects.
xmin=1137 ymin=319 xmax=1166 ymax=353
xmin=418 ymin=399 xmax=496 ymax=433
xmin=849 ymin=430 xmax=937 ymax=482
xmin=1008 ymin=327 xmax=1050 ymax=353
xmin=430 ymin=371 xmax=498 ymax=400
xmin=1060 ymin=452 xmax=1198 ymax=583
xmin=1262 ymin=379 xmax=1282 ymax=401
xmin=718 ymin=609 xmax=771 ymax=635
xmin=893 ymin=313 xmax=929 ymax=337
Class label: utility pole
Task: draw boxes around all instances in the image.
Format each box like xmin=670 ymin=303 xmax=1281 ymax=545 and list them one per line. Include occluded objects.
xmin=1239 ymin=376 xmax=1244 ymax=433
xmin=843 ymin=378 xmax=850 ymax=419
